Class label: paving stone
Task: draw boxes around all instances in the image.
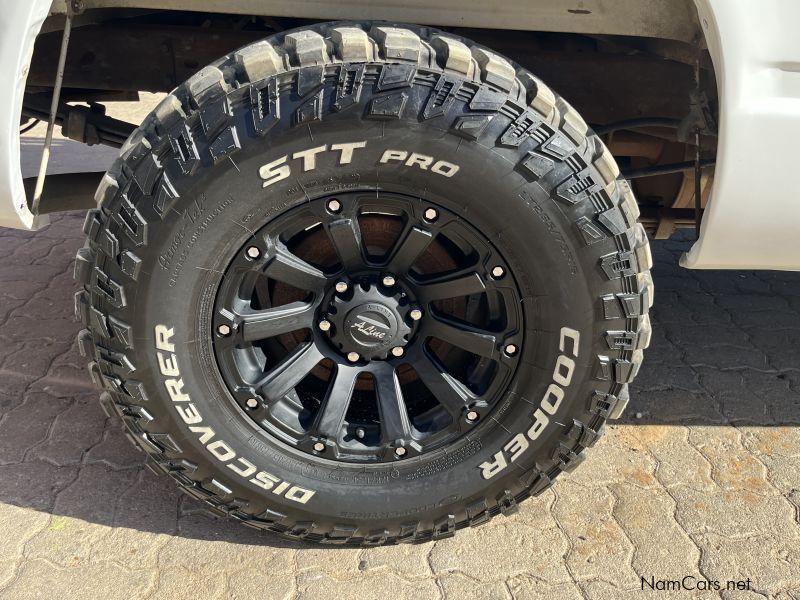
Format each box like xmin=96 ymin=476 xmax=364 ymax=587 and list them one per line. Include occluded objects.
xmin=85 ymin=425 xmax=146 ymax=469
xmin=150 ymin=567 xmax=228 ymax=600
xmin=0 ymin=504 xmax=50 ymax=566
xmin=0 ymin=392 xmax=72 ymax=463
xmin=25 ymin=515 xmax=111 ymax=567
xmin=228 ymin=567 xmax=296 ymax=600
xmin=697 ymin=532 xmax=800 ymax=595
xmin=360 ymin=542 xmax=434 ymax=579
xmin=2 ymin=340 xmax=71 ymax=381
xmin=628 ymin=426 xmax=715 ymax=492
xmin=623 ymin=389 xmax=724 ymax=424
xmin=439 ymin=572 xmax=511 ymax=599
xmin=429 ymin=519 xmax=573 ymax=584
xmin=682 ymin=343 xmax=772 ymax=370
xmin=610 ymin=482 xmax=700 ymax=580
xmin=569 ymin=426 xmax=658 ymax=489
xmin=551 ymin=481 xmax=638 ymax=587
xmin=582 ymin=578 xmax=721 ymax=599
xmin=113 ymin=470 xmax=182 ymax=534
xmin=295 ymin=545 xmax=363 ymax=579
xmin=1 ymin=558 xmax=153 ymax=600
xmin=745 ymin=328 xmax=800 ymax=371
xmin=28 ymin=394 xmax=106 ymax=466
xmin=507 ymin=576 xmax=584 ymax=600
xmin=297 ymin=571 xmax=439 ymax=599
xmin=0 ymin=460 xmax=78 ymax=511
xmin=670 ymin=485 xmax=798 ymax=539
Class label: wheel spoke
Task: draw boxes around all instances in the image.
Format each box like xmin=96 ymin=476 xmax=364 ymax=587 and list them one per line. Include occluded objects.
xmin=373 ymin=365 xmax=411 ymax=442
xmin=315 ymin=365 xmax=360 ymax=439
xmin=264 ymin=242 xmax=328 ymax=291
xmin=426 ymin=316 xmax=498 ymax=358
xmin=257 ymin=342 xmax=323 ymax=401
xmin=387 ymin=226 xmax=433 ymax=274
xmin=239 ymin=302 xmax=316 ymax=341
xmin=328 ymin=217 xmax=364 ymax=270
xmin=415 ymin=271 xmax=486 ymax=302
xmin=414 ymin=350 xmax=475 ymax=417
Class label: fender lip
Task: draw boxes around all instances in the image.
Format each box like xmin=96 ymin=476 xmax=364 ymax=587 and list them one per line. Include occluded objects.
xmin=684 ymin=0 xmax=800 ymax=271
xmin=0 ymin=0 xmax=54 ymax=231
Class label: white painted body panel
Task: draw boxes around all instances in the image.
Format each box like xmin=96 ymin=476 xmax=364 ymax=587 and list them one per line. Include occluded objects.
xmin=683 ymin=0 xmax=800 ymax=270
xmin=0 ymin=0 xmax=52 ymax=231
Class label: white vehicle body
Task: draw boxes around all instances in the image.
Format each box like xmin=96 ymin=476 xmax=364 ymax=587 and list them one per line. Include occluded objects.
xmin=2 ymin=0 xmax=799 ymax=269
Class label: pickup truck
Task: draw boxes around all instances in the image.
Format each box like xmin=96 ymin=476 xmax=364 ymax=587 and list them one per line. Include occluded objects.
xmin=1 ymin=0 xmax=798 ymax=545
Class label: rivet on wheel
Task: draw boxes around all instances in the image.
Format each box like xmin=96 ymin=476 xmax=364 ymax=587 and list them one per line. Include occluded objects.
xmin=335 ymin=280 xmax=349 ymax=294
xmin=217 ymin=324 xmax=231 ymax=337
xmin=347 ymin=352 xmax=360 ymax=363
xmin=246 ymin=246 xmax=261 ymax=259
xmin=409 ymin=308 xmax=423 ymax=321
xmin=466 ymin=410 xmax=479 ymax=422
xmin=313 ymin=442 xmax=325 ymax=452
xmin=394 ymin=447 xmax=407 ymax=457
xmin=423 ymin=207 xmax=438 ymax=223
xmin=245 ymin=398 xmax=259 ymax=409
xmin=491 ymin=265 xmax=505 ymax=279
xmin=391 ymin=347 xmax=404 ymax=358
xmin=504 ymin=343 xmax=518 ymax=356
xmin=319 ymin=319 xmax=332 ymax=332
xmin=327 ymin=198 xmax=342 ymax=213
xmin=382 ymin=274 xmax=396 ymax=287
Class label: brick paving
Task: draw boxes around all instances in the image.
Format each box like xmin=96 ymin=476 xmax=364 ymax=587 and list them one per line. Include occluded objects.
xmin=0 ymin=214 xmax=798 ymax=599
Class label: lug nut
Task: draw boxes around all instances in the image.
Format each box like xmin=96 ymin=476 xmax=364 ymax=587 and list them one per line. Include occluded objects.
xmin=356 ymin=427 xmax=366 ymax=439
xmin=466 ymin=410 xmax=479 ymax=422
xmin=313 ymin=442 xmax=325 ymax=452
xmin=335 ymin=280 xmax=349 ymax=293
xmin=347 ymin=352 xmax=360 ymax=363
xmin=245 ymin=398 xmax=259 ymax=409
xmin=391 ymin=347 xmax=404 ymax=358
xmin=217 ymin=324 xmax=231 ymax=336
xmin=504 ymin=343 xmax=518 ymax=356
xmin=319 ymin=319 xmax=332 ymax=332
xmin=327 ymin=198 xmax=342 ymax=213
xmin=491 ymin=265 xmax=505 ymax=279
xmin=382 ymin=274 xmax=396 ymax=287
xmin=423 ymin=207 xmax=438 ymax=222
xmin=395 ymin=447 xmax=407 ymax=457
xmin=409 ymin=308 xmax=423 ymax=321
xmin=246 ymin=246 xmax=261 ymax=259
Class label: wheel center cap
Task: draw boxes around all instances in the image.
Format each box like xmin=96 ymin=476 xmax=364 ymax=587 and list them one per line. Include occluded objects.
xmin=324 ymin=281 xmax=415 ymax=361
xmin=345 ymin=304 xmax=398 ymax=348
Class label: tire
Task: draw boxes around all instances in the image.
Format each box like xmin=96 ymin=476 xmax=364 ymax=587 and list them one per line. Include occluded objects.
xmin=74 ymin=21 xmax=653 ymax=545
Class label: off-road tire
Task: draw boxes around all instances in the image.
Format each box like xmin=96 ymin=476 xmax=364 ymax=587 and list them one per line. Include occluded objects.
xmin=74 ymin=21 xmax=653 ymax=545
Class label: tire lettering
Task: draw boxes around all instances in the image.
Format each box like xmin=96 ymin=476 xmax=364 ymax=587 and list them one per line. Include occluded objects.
xmin=207 ymin=439 xmax=236 ymax=462
xmin=292 ymin=145 xmax=328 ymax=171
xmin=480 ymin=326 xmax=581 ymax=479
xmin=259 ymin=143 xmax=460 ymax=187
xmin=405 ymin=152 xmax=433 ymax=169
xmin=331 ymin=141 xmax=366 ymax=164
xmin=154 ymin=324 xmax=315 ymax=504
xmin=227 ymin=457 xmax=257 ymax=478
xmin=259 ymin=155 xmax=290 ymax=188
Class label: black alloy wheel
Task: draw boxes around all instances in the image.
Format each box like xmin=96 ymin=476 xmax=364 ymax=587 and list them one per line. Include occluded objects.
xmin=212 ymin=192 xmax=523 ymax=463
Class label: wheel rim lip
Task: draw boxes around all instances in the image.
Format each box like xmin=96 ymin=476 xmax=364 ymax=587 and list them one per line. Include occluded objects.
xmin=210 ymin=190 xmax=525 ymax=464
